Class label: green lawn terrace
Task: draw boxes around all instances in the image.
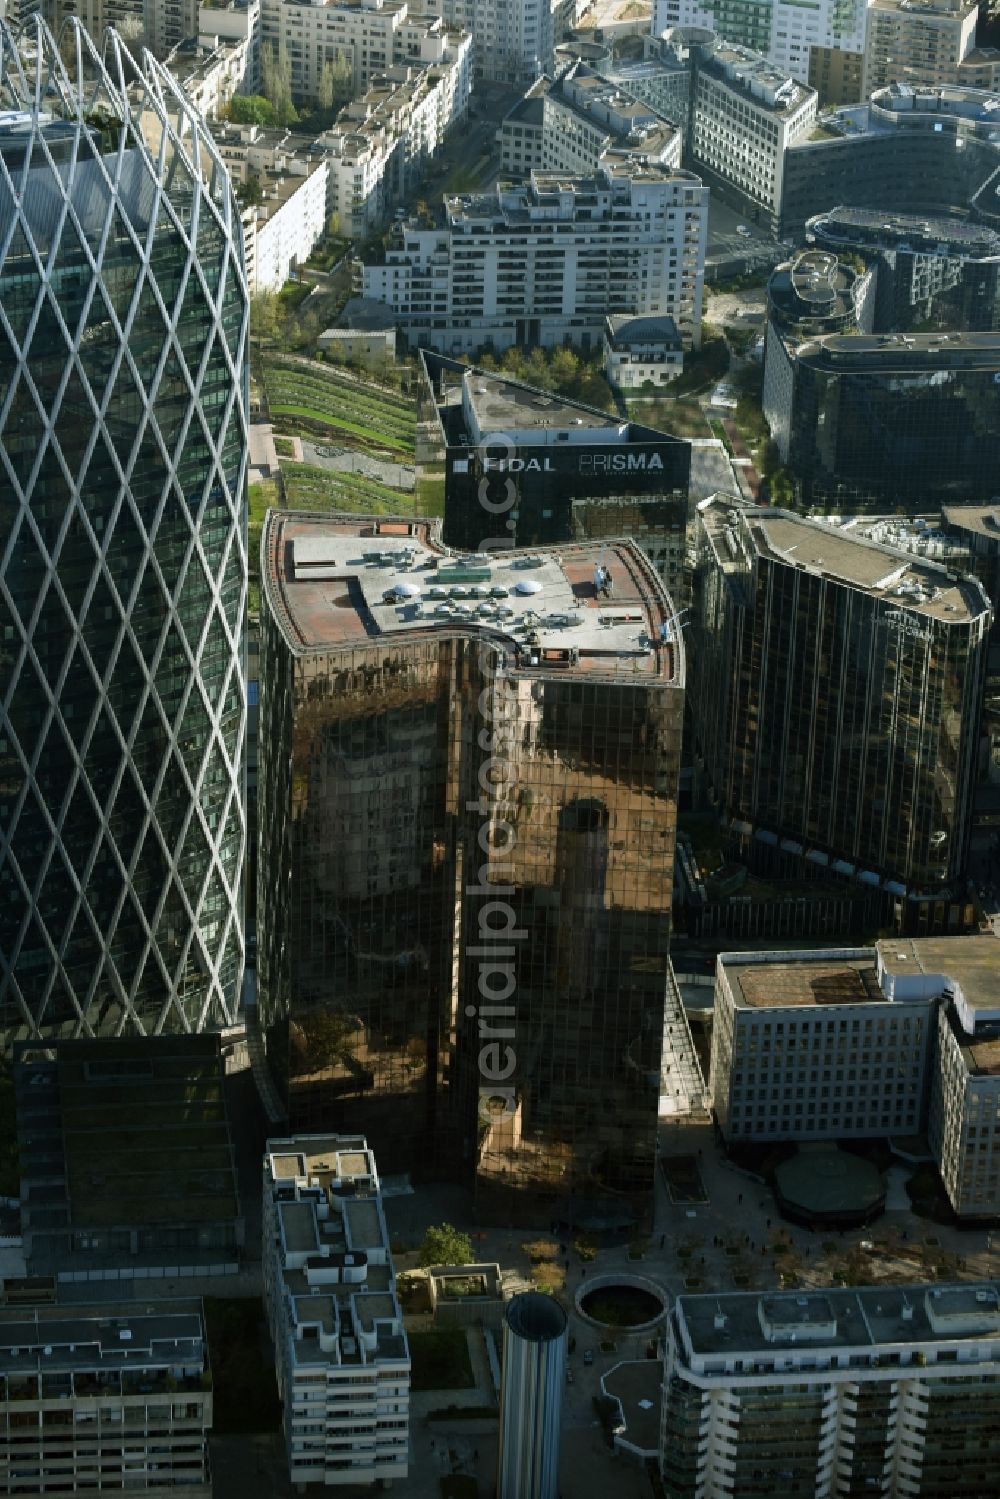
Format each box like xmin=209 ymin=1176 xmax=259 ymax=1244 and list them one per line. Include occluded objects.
xmin=260 ymin=355 xmax=417 ymax=459
xmin=14 ymin=1035 xmax=244 ymax=1274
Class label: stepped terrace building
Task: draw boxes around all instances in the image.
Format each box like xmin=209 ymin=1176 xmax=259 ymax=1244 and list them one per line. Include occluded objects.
xmin=358 ymin=159 xmax=708 ymax=356
xmin=257 ymin=514 xmax=684 ymax=1229
xmin=262 ymin=1134 xmax=409 ymax=1488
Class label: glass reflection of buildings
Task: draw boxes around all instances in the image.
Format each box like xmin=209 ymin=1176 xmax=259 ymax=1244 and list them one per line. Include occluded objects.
xmin=258 ymin=515 xmax=684 ymax=1230
xmin=767 ymin=331 xmax=1000 ymax=513
xmin=692 ymin=501 xmax=990 ymax=910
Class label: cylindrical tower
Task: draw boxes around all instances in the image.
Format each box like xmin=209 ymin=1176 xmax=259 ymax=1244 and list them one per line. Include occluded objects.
xmin=0 ymin=18 xmax=248 ymax=1044
xmin=497 ymin=1292 xmax=567 ymax=1499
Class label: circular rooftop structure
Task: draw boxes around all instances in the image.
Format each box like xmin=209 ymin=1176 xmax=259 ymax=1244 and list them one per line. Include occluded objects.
xmin=505 ymin=1292 xmax=568 ymax=1343
xmin=775 ymin=1147 xmax=885 ymax=1229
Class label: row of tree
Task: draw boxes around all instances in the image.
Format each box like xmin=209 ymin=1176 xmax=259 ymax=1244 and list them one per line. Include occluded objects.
xmin=227 ymin=44 xmax=352 ymax=130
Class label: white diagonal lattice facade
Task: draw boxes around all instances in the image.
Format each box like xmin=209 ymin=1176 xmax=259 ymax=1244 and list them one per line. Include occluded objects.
xmin=0 ymin=18 xmax=248 ymax=1045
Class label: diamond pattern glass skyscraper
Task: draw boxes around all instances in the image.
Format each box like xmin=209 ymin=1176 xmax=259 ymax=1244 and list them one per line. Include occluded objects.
xmin=0 ymin=18 xmax=248 ymax=1044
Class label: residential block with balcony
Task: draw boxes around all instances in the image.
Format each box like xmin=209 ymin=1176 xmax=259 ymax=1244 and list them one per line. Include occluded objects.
xmin=0 ymin=1301 xmax=212 ymax=1497
xmin=262 ymin=1134 xmax=410 ymax=1489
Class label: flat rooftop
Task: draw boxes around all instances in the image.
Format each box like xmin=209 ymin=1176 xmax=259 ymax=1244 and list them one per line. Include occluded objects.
xmin=462 ymin=371 xmax=617 ymax=436
xmin=266 ymin=1133 xmax=407 ymax=1371
xmin=725 ymin=956 xmax=883 ymax=1009
xmin=603 ymin=1361 xmax=662 ymax=1455
xmin=676 ymin=1283 xmax=1000 ymax=1360
xmin=709 ymin=43 xmax=812 ymax=115
xmin=0 ymin=1301 xmax=205 ymax=1375
xmin=730 ymin=507 xmax=985 ymax=623
xmin=878 ymin=936 xmax=1000 ymax=1011
xmin=263 ymin=513 xmax=679 ymax=683
xmin=943 ymin=505 xmax=1000 ymax=541
xmin=807 ymin=204 xmax=1000 ymax=255
xmin=798 ymin=331 xmax=1000 ymax=368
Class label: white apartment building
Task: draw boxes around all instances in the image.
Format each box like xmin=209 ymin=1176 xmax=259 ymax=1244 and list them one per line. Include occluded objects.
xmin=688 ymin=42 xmax=817 ymax=232
xmin=165 ymin=0 xmax=261 ymax=118
xmin=862 ymin=0 xmax=984 ymax=95
xmin=769 ymin=0 xmax=868 ymax=86
xmin=604 ymin=312 xmax=684 ymax=388
xmin=360 ymin=157 xmax=708 ymax=354
xmin=261 ymin=0 xmax=465 ymax=99
xmin=661 ymin=1283 xmax=1000 ymax=1499
xmin=145 ymin=0 xmax=200 ymax=57
xmin=710 ymin=936 xmax=1000 ymax=1220
xmin=250 ymin=156 xmax=328 ymax=289
xmin=262 ymin=1134 xmax=410 ymax=1490
xmin=320 ymin=43 xmax=470 ymax=238
xmin=215 ymin=124 xmax=329 ymax=288
xmin=653 ymin=0 xmax=868 ymax=100
xmin=0 ymin=1300 xmax=212 ymax=1497
xmin=500 ymin=63 xmax=683 ymax=177
xmin=424 ymin=0 xmax=553 ymax=84
xmin=323 ymin=117 xmax=399 ymax=239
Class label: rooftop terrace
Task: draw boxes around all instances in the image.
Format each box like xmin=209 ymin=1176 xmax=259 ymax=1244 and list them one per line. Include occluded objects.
xmin=0 ymin=1300 xmax=206 ymax=1377
xmin=461 ymin=371 xmax=618 ymax=437
xmin=263 ymin=513 xmax=680 ymax=683
xmin=266 ymin=1134 xmax=407 ymax=1371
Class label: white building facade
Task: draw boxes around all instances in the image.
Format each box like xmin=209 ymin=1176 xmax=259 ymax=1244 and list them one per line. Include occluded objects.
xmin=709 ymin=937 xmax=1000 ymax=1221
xmin=263 ymin=1134 xmax=410 ymax=1489
xmin=426 ymin=0 xmax=553 ymax=84
xmin=653 ymin=0 xmax=868 ymax=89
xmin=688 ymin=42 xmax=817 ymax=232
xmin=360 ymin=158 xmax=708 ymax=354
xmin=260 ymin=0 xmax=465 ymax=100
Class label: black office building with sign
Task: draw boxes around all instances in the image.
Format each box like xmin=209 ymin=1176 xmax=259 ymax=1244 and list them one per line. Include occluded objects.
xmin=419 ymin=352 xmax=692 ymax=602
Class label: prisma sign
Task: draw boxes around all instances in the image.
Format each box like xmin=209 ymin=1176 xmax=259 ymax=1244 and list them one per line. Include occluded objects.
xmin=477 ymin=451 xmax=666 ymax=474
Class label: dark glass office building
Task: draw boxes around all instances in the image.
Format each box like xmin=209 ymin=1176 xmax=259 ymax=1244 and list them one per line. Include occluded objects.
xmin=766 ymin=331 xmax=1000 ymax=512
xmin=806 ymin=206 xmax=1000 ymax=334
xmin=0 ymin=20 xmax=248 ymax=1044
xmin=420 ymin=353 xmax=691 ymax=603
xmin=258 ymin=514 xmax=684 ymax=1228
xmin=691 ymin=501 xmax=990 ymax=904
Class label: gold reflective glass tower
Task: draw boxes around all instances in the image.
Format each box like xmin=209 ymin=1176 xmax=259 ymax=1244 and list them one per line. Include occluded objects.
xmin=258 ymin=515 xmax=684 ymax=1230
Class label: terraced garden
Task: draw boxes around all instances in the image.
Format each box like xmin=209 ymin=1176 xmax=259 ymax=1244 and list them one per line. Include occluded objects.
xmin=282 ymin=462 xmax=416 ymax=514
xmin=261 ymin=356 xmax=416 ymax=457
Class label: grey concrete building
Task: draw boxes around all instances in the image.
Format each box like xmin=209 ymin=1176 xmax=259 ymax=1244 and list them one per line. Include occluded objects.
xmin=0 ymin=1300 xmax=212 ymax=1496
xmin=661 ymin=1283 xmax=1000 ymax=1498
xmin=709 ymin=936 xmax=1000 ymax=1220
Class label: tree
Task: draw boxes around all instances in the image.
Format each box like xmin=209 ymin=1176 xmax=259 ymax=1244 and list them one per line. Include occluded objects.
xmin=229 ymin=94 xmax=278 ymax=128
xmin=261 ymin=42 xmax=298 ymax=127
xmin=526 ymin=346 xmax=554 ymax=390
xmin=250 ymin=291 xmax=282 ymax=342
xmin=417 ymin=1222 xmax=474 ymax=1268
xmin=549 ymin=345 xmax=580 ymax=393
xmin=317 ymin=51 xmax=352 ymax=112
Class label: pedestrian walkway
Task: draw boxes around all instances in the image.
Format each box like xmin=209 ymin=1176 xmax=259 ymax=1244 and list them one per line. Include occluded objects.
xmin=660 ymin=959 xmax=708 ymax=1115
